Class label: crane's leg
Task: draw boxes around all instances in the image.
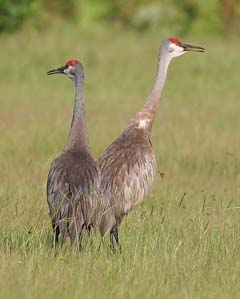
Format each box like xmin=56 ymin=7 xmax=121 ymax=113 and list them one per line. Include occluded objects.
xmin=52 ymin=222 xmax=60 ymax=248
xmin=54 ymin=225 xmax=60 ymax=244
xmin=110 ymin=232 xmax=114 ymax=252
xmin=110 ymin=224 xmax=121 ymax=253
xmin=77 ymin=233 xmax=83 ymax=252
xmin=86 ymin=224 xmax=96 ymax=250
xmin=86 ymin=224 xmax=92 ymax=237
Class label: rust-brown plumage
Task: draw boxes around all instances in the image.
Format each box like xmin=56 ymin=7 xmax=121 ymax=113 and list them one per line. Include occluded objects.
xmin=97 ymin=38 xmax=204 ymax=249
xmin=47 ymin=60 xmax=100 ymax=247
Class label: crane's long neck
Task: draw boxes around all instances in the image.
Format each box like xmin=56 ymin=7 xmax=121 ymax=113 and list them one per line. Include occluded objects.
xmin=133 ymin=48 xmax=172 ymax=126
xmin=64 ymin=74 xmax=89 ymax=152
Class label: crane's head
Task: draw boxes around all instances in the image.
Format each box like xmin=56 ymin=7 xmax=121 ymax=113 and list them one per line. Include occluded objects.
xmin=162 ymin=38 xmax=205 ymax=58
xmin=47 ymin=60 xmax=84 ymax=81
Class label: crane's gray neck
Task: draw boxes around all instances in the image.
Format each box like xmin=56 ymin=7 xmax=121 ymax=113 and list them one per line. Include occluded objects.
xmin=64 ymin=72 xmax=89 ymax=152
xmin=133 ymin=47 xmax=172 ymax=126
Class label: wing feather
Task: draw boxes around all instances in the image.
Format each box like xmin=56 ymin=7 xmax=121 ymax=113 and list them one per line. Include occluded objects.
xmin=97 ymin=129 xmax=156 ymax=236
xmin=47 ymin=151 xmax=99 ymax=242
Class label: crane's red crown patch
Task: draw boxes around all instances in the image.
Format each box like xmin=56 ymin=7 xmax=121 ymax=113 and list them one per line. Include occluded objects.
xmin=169 ymin=38 xmax=181 ymax=46
xmin=67 ymin=60 xmax=78 ymax=67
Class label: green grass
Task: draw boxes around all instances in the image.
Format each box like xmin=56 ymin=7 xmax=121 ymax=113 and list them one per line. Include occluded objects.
xmin=0 ymin=24 xmax=240 ymax=298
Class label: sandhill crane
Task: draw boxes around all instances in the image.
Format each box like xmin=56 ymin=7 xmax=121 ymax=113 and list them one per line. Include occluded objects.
xmin=47 ymin=60 xmax=99 ymax=248
xmin=97 ymin=38 xmax=204 ymax=250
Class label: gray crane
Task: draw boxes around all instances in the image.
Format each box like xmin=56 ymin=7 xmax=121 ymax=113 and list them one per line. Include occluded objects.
xmin=47 ymin=60 xmax=99 ymax=248
xmin=97 ymin=38 xmax=204 ymax=250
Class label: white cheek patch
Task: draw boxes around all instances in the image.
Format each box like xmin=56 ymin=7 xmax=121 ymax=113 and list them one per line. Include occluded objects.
xmin=170 ymin=43 xmax=184 ymax=57
xmin=64 ymin=66 xmax=73 ymax=75
xmin=170 ymin=43 xmax=180 ymax=51
xmin=138 ymin=119 xmax=150 ymax=129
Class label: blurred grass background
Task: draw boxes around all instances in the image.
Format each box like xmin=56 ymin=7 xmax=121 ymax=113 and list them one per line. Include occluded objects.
xmin=0 ymin=1 xmax=240 ymax=298
xmin=0 ymin=0 xmax=240 ymax=34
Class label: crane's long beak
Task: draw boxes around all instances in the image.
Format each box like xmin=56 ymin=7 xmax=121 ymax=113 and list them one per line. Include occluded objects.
xmin=181 ymin=42 xmax=205 ymax=52
xmin=47 ymin=65 xmax=66 ymax=75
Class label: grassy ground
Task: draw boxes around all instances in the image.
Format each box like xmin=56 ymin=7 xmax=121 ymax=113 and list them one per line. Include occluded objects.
xmin=0 ymin=23 xmax=240 ymax=298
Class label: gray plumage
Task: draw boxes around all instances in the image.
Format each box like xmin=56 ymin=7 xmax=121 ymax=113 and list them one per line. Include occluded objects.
xmin=47 ymin=60 xmax=100 ymax=245
xmin=97 ymin=38 xmax=204 ymax=248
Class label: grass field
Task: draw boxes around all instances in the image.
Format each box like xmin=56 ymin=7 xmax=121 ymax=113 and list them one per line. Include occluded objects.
xmin=0 ymin=23 xmax=240 ymax=298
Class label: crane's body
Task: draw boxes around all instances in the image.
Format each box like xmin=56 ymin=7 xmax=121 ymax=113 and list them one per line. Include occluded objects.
xmin=98 ymin=121 xmax=156 ymax=237
xmin=47 ymin=60 xmax=99 ymax=246
xmin=97 ymin=38 xmax=204 ymax=248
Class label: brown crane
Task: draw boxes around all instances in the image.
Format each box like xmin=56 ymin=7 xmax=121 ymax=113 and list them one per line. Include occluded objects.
xmin=47 ymin=60 xmax=99 ymax=248
xmin=97 ymin=38 xmax=205 ymax=250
